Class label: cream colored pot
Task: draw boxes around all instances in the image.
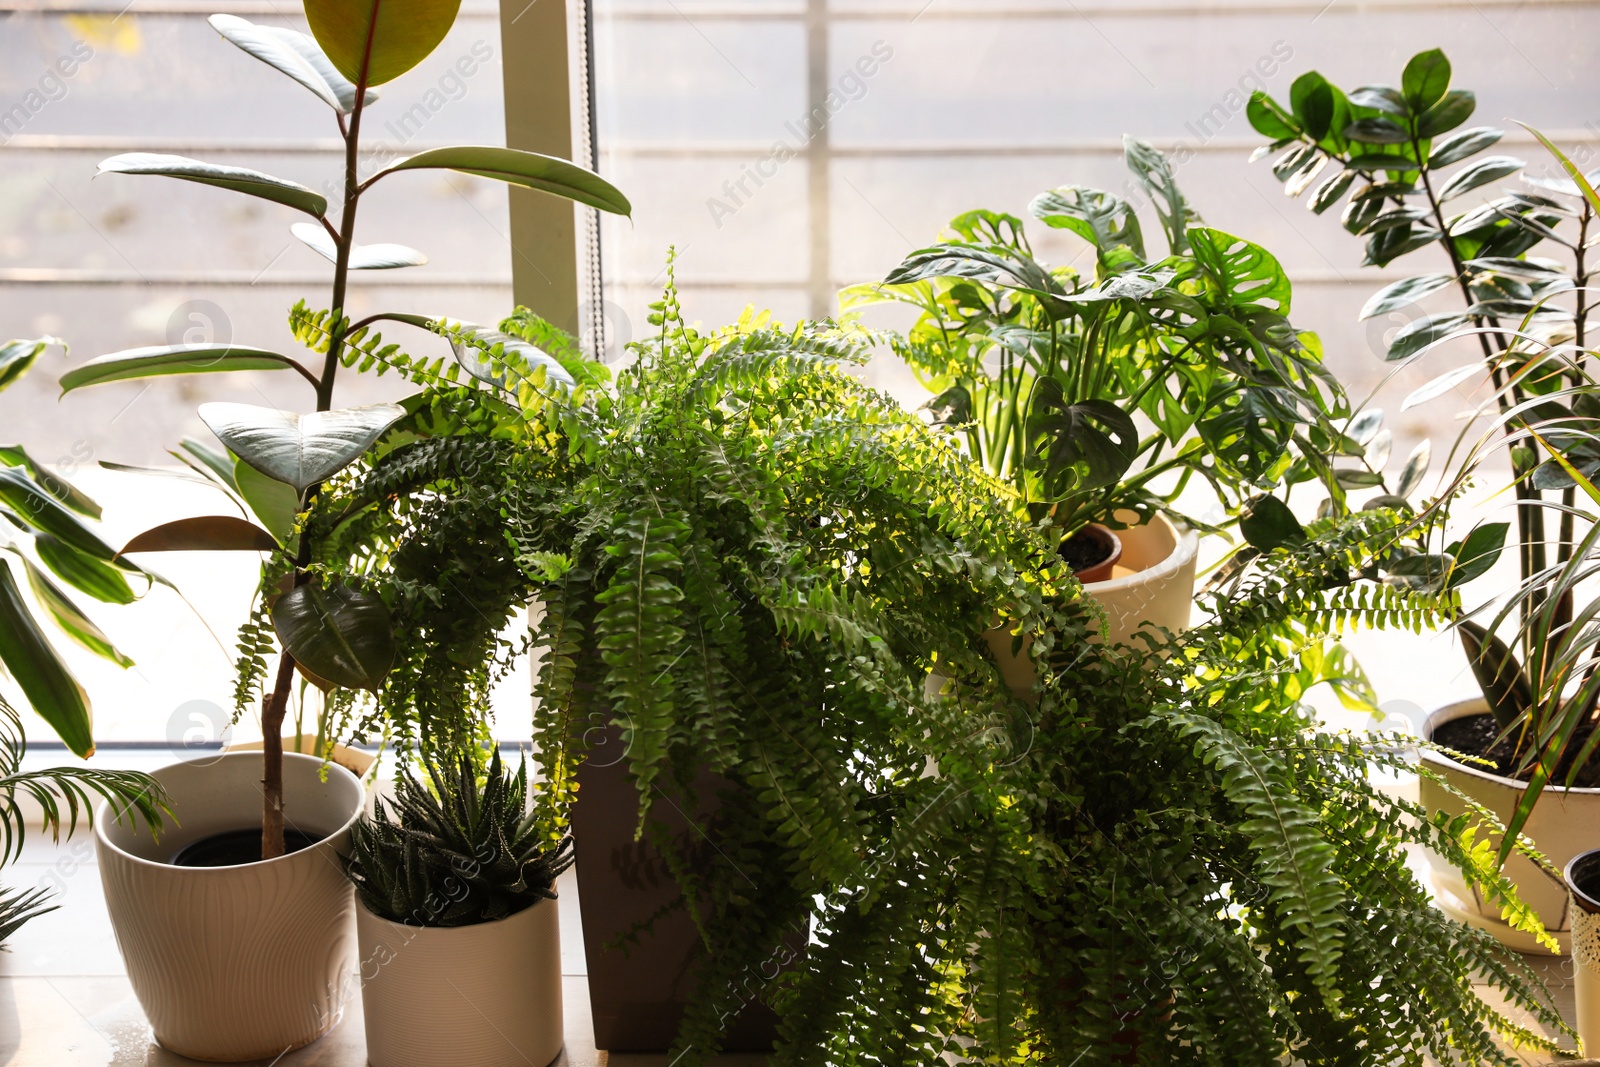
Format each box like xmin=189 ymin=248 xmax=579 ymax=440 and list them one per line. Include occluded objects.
xmin=95 ymin=752 xmax=365 ymax=1061
xmin=1419 ymin=697 xmax=1600 ymax=953
xmin=357 ymin=897 xmax=564 ymax=1067
xmin=1565 ymin=851 xmax=1600 ymax=1054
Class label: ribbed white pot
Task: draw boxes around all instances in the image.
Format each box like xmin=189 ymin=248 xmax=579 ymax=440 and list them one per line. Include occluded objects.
xmin=357 ymin=897 xmax=564 ymax=1067
xmin=94 ymin=752 xmax=365 ymax=1061
xmin=1419 ymin=697 xmax=1600 ymax=953
xmin=1079 ymin=513 xmax=1199 ymax=649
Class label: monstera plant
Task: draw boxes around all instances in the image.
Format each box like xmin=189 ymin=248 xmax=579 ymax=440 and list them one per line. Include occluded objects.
xmin=58 ymin=0 xmax=629 ymax=858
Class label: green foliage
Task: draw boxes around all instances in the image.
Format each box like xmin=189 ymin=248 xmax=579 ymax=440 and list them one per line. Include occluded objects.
xmin=304 ymin=270 xmax=1566 ymax=1063
xmin=1254 ymin=48 xmax=1600 ymax=854
xmin=0 ymin=695 xmax=165 ymax=942
xmin=345 ymin=748 xmax=572 ymax=927
xmin=842 ymin=138 xmax=1350 ymax=544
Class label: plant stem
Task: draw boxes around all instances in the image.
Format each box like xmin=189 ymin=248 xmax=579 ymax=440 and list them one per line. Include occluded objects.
xmin=258 ymin=62 xmax=370 ymax=860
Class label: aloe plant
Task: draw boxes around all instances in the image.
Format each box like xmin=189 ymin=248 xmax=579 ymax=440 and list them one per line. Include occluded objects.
xmin=57 ymin=1 xmax=629 ymax=857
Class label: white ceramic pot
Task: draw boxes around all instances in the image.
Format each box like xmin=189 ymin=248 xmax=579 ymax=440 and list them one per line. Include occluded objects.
xmin=1418 ymin=697 xmax=1600 ymax=953
xmin=95 ymin=751 xmax=365 ymax=1061
xmin=227 ymin=734 xmax=376 ymax=778
xmin=1565 ymin=850 xmax=1600 ymax=1055
xmin=1080 ymin=512 xmax=1199 ymax=650
xmin=357 ymin=897 xmax=564 ymax=1067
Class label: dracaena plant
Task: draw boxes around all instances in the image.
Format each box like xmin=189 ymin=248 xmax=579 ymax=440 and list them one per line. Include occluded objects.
xmin=55 ymin=0 xmax=629 ymax=858
xmin=1251 ymin=47 xmax=1600 ymax=852
xmin=841 ymin=137 xmax=1353 ymax=546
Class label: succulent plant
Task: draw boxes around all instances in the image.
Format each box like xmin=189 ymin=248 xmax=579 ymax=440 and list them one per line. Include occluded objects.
xmin=346 ymin=748 xmax=572 ymax=928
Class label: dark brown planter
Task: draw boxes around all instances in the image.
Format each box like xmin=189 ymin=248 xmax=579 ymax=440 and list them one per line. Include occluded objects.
xmin=570 ymin=730 xmax=781 ymax=1053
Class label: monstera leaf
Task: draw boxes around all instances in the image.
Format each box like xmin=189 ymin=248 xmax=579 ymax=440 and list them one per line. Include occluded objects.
xmin=304 ymin=0 xmax=461 ymax=87
xmin=272 ymin=582 xmax=395 ymax=692
xmin=1026 ymin=385 xmax=1139 ymax=493
xmin=1028 ymin=186 xmax=1145 ymax=271
xmin=198 ymin=402 xmax=407 ymax=494
xmin=1187 ymin=227 xmax=1293 ymax=314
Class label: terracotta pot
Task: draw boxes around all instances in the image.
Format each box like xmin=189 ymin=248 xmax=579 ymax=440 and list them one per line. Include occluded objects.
xmin=1065 ymin=523 xmax=1123 ymax=583
xmin=94 ymin=752 xmax=365 ymax=1061
xmin=357 ymin=897 xmax=564 ymax=1067
xmin=1418 ymin=697 xmax=1600 ymax=953
xmin=1565 ymin=850 xmax=1600 ymax=1054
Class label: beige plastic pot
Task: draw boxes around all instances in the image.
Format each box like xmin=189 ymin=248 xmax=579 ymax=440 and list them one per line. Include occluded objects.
xmin=1418 ymin=697 xmax=1600 ymax=953
xmin=357 ymin=897 xmax=564 ymax=1067
xmin=95 ymin=751 xmax=365 ymax=1061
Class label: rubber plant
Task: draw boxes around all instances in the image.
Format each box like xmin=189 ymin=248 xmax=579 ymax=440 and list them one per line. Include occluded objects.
xmin=1250 ymin=47 xmax=1600 ymax=853
xmin=298 ymin=272 xmax=1570 ymax=1063
xmin=841 ymin=138 xmax=1356 ymax=550
xmin=56 ymin=0 xmax=629 ymax=858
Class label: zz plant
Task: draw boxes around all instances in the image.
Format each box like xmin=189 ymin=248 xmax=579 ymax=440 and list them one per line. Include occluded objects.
xmin=304 ymin=272 xmax=1570 ymax=1063
xmin=1251 ymin=47 xmax=1600 ymax=851
xmin=55 ymin=1 xmax=628 ymax=857
xmin=843 ymin=138 xmax=1353 ymax=548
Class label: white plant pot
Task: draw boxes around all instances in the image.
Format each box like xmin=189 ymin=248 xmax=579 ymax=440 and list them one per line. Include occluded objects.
xmin=1080 ymin=512 xmax=1199 ymax=650
xmin=357 ymin=896 xmax=564 ymax=1067
xmin=1565 ymin=851 xmax=1600 ymax=1055
xmin=94 ymin=751 xmax=365 ymax=1061
xmin=1418 ymin=697 xmax=1600 ymax=953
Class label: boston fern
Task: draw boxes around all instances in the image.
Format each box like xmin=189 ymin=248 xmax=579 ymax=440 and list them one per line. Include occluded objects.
xmin=304 ymin=272 xmax=1567 ymax=1062
xmin=346 ymin=748 xmax=572 ymax=928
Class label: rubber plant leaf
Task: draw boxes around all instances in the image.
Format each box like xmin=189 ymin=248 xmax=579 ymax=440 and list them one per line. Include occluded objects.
xmin=290 ymin=222 xmax=427 ymax=270
xmin=1239 ymin=495 xmax=1306 ymax=552
xmin=0 ymin=558 xmax=92 ymax=757
xmin=271 ymin=582 xmax=395 ymax=692
xmin=197 ymin=402 xmax=407 ymax=494
xmin=120 ymin=517 xmax=278 ymax=554
xmin=304 ymin=0 xmax=461 ymax=87
xmin=97 ymin=154 xmax=328 ymax=218
xmin=208 ymin=14 xmax=378 ymax=113
xmin=60 ymin=343 xmax=303 ymax=393
xmin=1457 ymin=619 xmax=1531 ymax=730
xmin=370 ymin=146 xmax=631 ymax=216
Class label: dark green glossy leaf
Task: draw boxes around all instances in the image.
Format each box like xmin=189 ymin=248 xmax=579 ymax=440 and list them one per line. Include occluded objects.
xmin=1360 ymin=273 xmax=1454 ymax=320
xmin=1429 ymin=126 xmax=1501 ymax=168
xmin=1457 ymin=619 xmax=1529 ymax=729
xmin=1438 ymin=156 xmax=1526 ymax=202
xmin=97 ymin=154 xmax=327 ymax=218
xmin=372 ymin=147 xmax=630 ymax=216
xmin=1346 ymin=152 xmax=1421 ymax=173
xmin=1450 ymin=522 xmax=1510 ymax=588
xmin=235 ymin=462 xmax=299 ymax=547
xmin=1334 ymin=469 xmax=1384 ymax=488
xmin=1027 ymin=392 xmax=1138 ymax=493
xmin=33 ymin=533 xmax=135 ymax=605
xmin=198 ymin=401 xmax=407 ymax=494
xmin=1348 ymin=85 xmax=1409 ymax=116
xmin=1240 ymin=495 xmax=1305 ymax=552
xmin=1309 ymin=170 xmax=1356 ymax=214
xmin=1364 ymin=225 xmax=1442 ymax=267
xmin=178 ymin=437 xmax=240 ymax=494
xmin=271 ymin=582 xmax=395 ymax=692
xmin=1346 ymin=117 xmax=1410 ymax=145
xmin=1289 ymin=72 xmax=1336 ymax=141
xmin=18 ymin=555 xmax=132 ymax=668
xmin=1386 ymin=313 xmax=1471 ymax=362
xmin=1417 ymin=90 xmax=1474 ymax=139
xmin=1401 ymin=49 xmax=1451 ymax=111
xmin=0 ymin=559 xmax=92 ymax=757
xmin=60 ymin=343 xmax=300 ymax=393
xmin=0 ymin=446 xmax=99 ymax=518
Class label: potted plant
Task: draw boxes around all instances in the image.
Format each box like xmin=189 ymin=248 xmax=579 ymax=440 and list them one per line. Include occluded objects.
xmin=344 ymin=749 xmax=571 ymax=1067
xmin=300 ymin=266 xmax=1574 ymax=1062
xmin=1568 ymin=849 xmax=1600 ymax=1054
xmin=55 ymin=2 xmax=628 ymax=1058
xmin=1252 ymin=47 xmax=1600 ymax=950
xmin=841 ymin=139 xmax=1353 ymax=646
